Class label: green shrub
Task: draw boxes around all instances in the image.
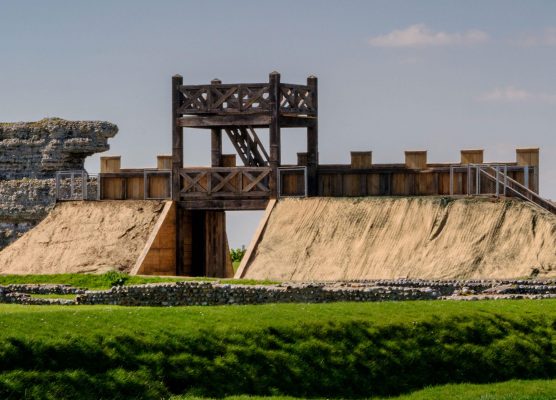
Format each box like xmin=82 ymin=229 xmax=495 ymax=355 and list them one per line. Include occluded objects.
xmin=103 ymin=271 xmax=130 ymax=287
xmin=230 ymin=246 xmax=247 ymax=263
xmin=0 ymin=302 xmax=556 ymax=398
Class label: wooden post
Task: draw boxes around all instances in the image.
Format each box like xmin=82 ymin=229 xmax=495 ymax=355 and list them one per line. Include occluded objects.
xmin=269 ymin=71 xmax=281 ymax=198
xmin=172 ymin=75 xmax=183 ymax=200
xmin=208 ymin=79 xmax=227 ymax=277
xmin=204 ymin=211 xmax=230 ymax=277
xmin=516 ymin=148 xmax=540 ymax=193
xmin=210 ymin=79 xmax=223 ymax=167
xmin=297 ymin=152 xmax=308 ymax=166
xmin=172 ymin=75 xmax=184 ymax=275
xmin=306 ymin=75 xmax=318 ymax=196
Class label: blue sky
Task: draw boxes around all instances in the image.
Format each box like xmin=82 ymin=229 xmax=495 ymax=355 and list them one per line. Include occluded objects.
xmin=1 ymin=1 xmax=555 ymax=246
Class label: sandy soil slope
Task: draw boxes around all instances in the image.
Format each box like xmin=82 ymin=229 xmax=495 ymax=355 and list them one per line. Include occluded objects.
xmin=242 ymin=197 xmax=556 ymax=281
xmin=0 ymin=201 xmax=164 ymax=274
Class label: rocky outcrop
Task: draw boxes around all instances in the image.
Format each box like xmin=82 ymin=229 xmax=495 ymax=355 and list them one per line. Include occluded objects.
xmin=0 ymin=118 xmax=117 ymax=250
xmin=0 ymin=118 xmax=117 ymax=178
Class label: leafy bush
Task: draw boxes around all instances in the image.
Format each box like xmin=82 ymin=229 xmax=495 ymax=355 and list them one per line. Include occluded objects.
xmin=103 ymin=271 xmax=130 ymax=287
xmin=0 ymin=301 xmax=555 ymax=398
xmin=230 ymin=246 xmax=246 ymax=263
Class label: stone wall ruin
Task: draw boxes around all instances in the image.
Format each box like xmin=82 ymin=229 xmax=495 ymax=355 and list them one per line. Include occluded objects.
xmin=0 ymin=118 xmax=117 ymax=249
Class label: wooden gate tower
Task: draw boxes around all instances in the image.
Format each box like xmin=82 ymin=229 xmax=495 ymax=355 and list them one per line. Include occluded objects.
xmin=171 ymin=72 xmax=318 ymax=276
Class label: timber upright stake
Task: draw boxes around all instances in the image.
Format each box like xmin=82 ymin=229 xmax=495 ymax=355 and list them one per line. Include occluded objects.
xmin=269 ymin=71 xmax=281 ymax=198
xmin=208 ymin=78 xmax=226 ymax=277
xmin=172 ymin=75 xmax=184 ymax=200
xmin=172 ymin=75 xmax=184 ymax=275
xmin=210 ymin=79 xmax=223 ymax=167
xmin=307 ymin=75 xmax=318 ymax=196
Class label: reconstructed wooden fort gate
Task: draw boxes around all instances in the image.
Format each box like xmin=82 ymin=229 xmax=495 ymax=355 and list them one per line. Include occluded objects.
xmin=94 ymin=71 xmax=553 ymax=277
xmin=172 ymin=72 xmax=318 ymax=276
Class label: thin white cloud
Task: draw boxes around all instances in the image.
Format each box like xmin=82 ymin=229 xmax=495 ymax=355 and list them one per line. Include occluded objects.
xmin=477 ymin=86 xmax=556 ymax=104
xmin=399 ymin=56 xmax=423 ymax=65
xmin=368 ymin=24 xmax=488 ymax=48
xmin=478 ymin=86 xmax=531 ymax=103
xmin=513 ymin=28 xmax=556 ymax=47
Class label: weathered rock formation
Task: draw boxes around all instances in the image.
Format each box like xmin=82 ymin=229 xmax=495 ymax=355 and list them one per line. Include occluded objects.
xmin=0 ymin=118 xmax=117 ymax=178
xmin=0 ymin=118 xmax=117 ymax=249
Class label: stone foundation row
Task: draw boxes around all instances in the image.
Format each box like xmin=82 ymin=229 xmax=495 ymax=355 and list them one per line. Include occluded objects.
xmin=2 ymin=279 xmax=556 ymax=306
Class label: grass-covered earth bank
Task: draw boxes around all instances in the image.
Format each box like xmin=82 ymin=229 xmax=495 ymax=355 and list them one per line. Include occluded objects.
xmin=0 ymin=272 xmax=277 ymax=290
xmin=0 ymin=301 xmax=555 ymax=399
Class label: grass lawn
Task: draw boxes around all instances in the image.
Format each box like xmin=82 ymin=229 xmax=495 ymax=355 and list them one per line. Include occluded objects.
xmin=29 ymin=293 xmax=77 ymax=300
xmin=172 ymin=379 xmax=556 ymax=399
xmin=233 ymin=260 xmax=241 ymax=273
xmin=0 ymin=300 xmax=555 ymax=399
xmin=0 ymin=272 xmax=277 ymax=290
xmin=390 ymin=379 xmax=556 ymax=399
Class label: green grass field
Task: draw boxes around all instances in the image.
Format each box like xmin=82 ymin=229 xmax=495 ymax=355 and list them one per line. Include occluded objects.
xmin=0 ymin=300 xmax=555 ymax=399
xmin=0 ymin=272 xmax=277 ymax=290
xmin=173 ymin=379 xmax=556 ymax=399
xmin=29 ymin=293 xmax=77 ymax=300
xmin=389 ymin=379 xmax=556 ymax=399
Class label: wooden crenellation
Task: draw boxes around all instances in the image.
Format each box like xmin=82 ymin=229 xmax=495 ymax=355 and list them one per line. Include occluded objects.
xmin=100 ymin=156 xmax=121 ymax=173
xmin=460 ymin=149 xmax=484 ymax=164
xmin=405 ymin=151 xmax=427 ymax=169
xmin=351 ymin=151 xmax=372 ymax=168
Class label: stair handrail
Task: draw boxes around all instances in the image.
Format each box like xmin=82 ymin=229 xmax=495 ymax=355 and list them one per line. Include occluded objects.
xmin=477 ymin=164 xmax=555 ymax=214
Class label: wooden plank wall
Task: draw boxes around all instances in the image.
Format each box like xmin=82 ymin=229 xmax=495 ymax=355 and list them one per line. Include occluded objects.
xmin=101 ymin=174 xmax=170 ymax=200
xmin=178 ymin=208 xmax=233 ymax=278
xmin=102 ymin=166 xmax=537 ymax=199
xmin=148 ymin=175 xmax=171 ymax=198
xmin=281 ymin=171 xmax=305 ymax=196
xmin=278 ymin=168 xmax=538 ymax=197
xmin=204 ymin=211 xmax=233 ymax=278
xmin=181 ymin=210 xmax=193 ymax=276
xmin=127 ymin=177 xmax=144 ymax=199
xmin=101 ymin=178 xmax=126 ymax=200
xmin=132 ymin=202 xmax=176 ymax=276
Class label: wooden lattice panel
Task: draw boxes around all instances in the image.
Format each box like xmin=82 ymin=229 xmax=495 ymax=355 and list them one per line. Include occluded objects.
xmin=179 ymin=167 xmax=271 ymax=199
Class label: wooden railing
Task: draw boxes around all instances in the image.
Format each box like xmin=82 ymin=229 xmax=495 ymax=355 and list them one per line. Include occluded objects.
xmin=280 ymin=84 xmax=316 ymax=115
xmin=179 ymin=167 xmax=271 ymax=198
xmin=476 ymin=165 xmax=555 ymax=214
xmin=177 ymin=83 xmax=316 ymax=115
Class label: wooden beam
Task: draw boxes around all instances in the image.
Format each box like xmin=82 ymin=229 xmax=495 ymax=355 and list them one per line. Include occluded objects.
xmin=269 ymin=71 xmax=281 ymax=198
xmin=177 ymin=114 xmax=272 ymax=128
xmin=172 ymin=75 xmax=184 ymax=201
xmin=172 ymin=75 xmax=184 ymax=277
xmin=306 ymin=75 xmax=318 ymax=196
xmin=279 ymin=115 xmax=317 ymax=127
xmin=204 ymin=211 xmax=230 ymax=278
xmin=179 ymin=199 xmax=269 ymax=211
xmin=99 ymin=172 xmax=144 ymax=178
xmin=210 ymin=79 xmax=223 ymax=167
